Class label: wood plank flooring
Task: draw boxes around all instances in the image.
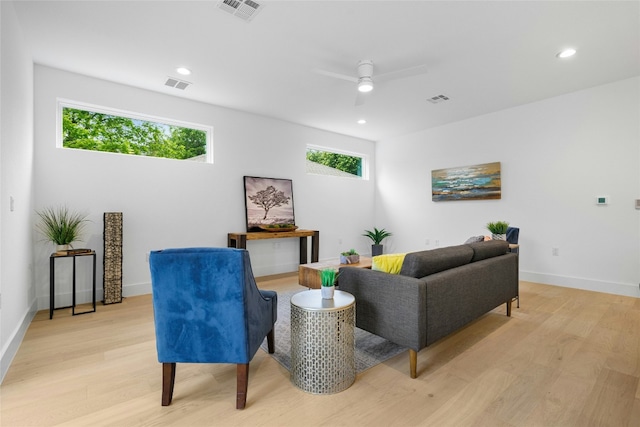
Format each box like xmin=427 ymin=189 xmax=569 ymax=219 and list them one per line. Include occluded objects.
xmin=1 ymin=276 xmax=639 ymax=426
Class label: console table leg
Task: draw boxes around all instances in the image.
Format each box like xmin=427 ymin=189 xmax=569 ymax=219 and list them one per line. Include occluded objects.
xmin=49 ymin=256 xmax=54 ymax=319
xmin=299 ymin=237 xmax=308 ymax=264
xmin=311 ymin=231 xmax=319 ymax=263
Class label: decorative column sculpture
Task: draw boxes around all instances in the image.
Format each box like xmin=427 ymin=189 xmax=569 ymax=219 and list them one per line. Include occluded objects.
xmin=103 ymin=212 xmax=123 ymax=304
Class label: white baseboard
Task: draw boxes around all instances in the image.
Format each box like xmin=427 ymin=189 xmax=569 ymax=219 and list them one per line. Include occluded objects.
xmin=520 ymin=271 xmax=640 ymax=298
xmin=123 ymin=281 xmax=151 ymax=297
xmin=1 ymin=299 xmax=37 ymax=383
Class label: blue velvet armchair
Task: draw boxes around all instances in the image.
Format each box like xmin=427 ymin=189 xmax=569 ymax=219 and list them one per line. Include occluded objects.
xmin=149 ymin=247 xmax=277 ymax=409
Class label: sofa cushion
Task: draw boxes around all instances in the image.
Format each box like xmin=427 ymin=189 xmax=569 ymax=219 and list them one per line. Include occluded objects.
xmin=372 ymin=253 xmax=406 ymax=274
xmin=468 ymin=240 xmax=509 ymax=262
xmin=399 ymin=245 xmax=474 ymax=278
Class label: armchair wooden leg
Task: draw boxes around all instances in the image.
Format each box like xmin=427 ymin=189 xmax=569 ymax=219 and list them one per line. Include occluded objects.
xmin=267 ymin=329 xmax=275 ymax=354
xmin=409 ymin=349 xmax=417 ymax=379
xmin=236 ymin=363 xmax=249 ymax=409
xmin=507 ymin=299 xmax=512 ymax=317
xmin=162 ymin=363 xmax=176 ymax=406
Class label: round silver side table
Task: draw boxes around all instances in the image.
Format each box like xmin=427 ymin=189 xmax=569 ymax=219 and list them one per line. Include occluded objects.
xmin=290 ymin=289 xmax=355 ymax=394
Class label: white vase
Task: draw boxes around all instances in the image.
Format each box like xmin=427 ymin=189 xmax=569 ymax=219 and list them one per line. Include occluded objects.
xmin=321 ymin=285 xmax=335 ymax=299
xmin=492 ymin=234 xmax=506 ymax=241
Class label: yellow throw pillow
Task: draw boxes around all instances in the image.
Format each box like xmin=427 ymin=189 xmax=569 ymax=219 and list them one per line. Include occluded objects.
xmin=371 ymin=253 xmax=406 ymax=275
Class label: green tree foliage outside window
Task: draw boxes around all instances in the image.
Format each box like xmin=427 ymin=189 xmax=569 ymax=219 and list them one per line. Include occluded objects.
xmin=62 ymin=107 xmax=207 ymax=160
xmin=306 ymin=149 xmax=362 ymax=176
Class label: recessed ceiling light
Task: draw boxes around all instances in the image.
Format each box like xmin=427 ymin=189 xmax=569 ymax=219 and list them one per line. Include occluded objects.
xmin=357 ymin=119 xmax=367 ymax=125
xmin=556 ymin=48 xmax=576 ymax=59
xmin=176 ymin=67 xmax=192 ymax=75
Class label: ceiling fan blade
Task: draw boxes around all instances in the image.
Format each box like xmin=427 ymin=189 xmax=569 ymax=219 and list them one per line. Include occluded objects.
xmin=313 ymin=68 xmax=358 ymax=83
xmin=375 ymin=63 xmax=428 ymax=83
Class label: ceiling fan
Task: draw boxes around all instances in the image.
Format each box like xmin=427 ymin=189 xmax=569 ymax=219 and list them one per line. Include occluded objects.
xmin=314 ymin=60 xmax=428 ymax=106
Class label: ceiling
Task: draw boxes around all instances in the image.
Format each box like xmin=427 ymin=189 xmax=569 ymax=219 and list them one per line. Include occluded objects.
xmin=11 ymin=1 xmax=640 ymax=141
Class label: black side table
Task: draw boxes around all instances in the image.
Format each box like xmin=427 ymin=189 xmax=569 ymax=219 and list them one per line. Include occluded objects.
xmin=49 ymin=250 xmax=97 ymax=319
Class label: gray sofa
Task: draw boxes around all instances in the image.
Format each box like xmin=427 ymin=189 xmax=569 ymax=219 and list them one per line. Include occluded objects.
xmin=337 ymin=240 xmax=518 ymax=378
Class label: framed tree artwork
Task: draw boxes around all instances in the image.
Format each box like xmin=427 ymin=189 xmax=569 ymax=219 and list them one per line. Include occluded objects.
xmin=244 ymin=176 xmax=295 ymax=231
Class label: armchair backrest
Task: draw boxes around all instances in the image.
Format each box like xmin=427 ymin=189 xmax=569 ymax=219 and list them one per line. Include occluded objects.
xmin=149 ymin=247 xmax=262 ymax=364
xmin=506 ymin=227 xmax=520 ymax=244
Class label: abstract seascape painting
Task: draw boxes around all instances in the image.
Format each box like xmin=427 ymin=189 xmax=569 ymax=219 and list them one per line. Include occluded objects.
xmin=431 ymin=162 xmax=501 ymax=201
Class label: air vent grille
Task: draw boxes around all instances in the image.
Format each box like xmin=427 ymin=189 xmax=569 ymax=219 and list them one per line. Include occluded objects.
xmin=165 ymin=77 xmax=191 ymax=90
xmin=427 ymin=95 xmax=450 ymax=104
xmin=217 ymin=0 xmax=264 ymax=22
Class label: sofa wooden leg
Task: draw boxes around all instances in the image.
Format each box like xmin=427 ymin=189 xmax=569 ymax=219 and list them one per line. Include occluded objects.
xmin=162 ymin=363 xmax=176 ymax=406
xmin=409 ymin=350 xmax=417 ymax=379
xmin=507 ymin=299 xmax=512 ymax=317
xmin=236 ymin=363 xmax=249 ymax=409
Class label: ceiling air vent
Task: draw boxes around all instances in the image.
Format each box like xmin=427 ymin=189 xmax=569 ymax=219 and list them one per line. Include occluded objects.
xmin=217 ymin=0 xmax=264 ymax=22
xmin=165 ymin=77 xmax=191 ymax=90
xmin=427 ymin=94 xmax=450 ymax=104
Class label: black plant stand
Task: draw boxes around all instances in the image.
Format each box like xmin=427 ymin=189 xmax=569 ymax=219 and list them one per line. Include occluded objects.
xmin=49 ymin=250 xmax=96 ymax=319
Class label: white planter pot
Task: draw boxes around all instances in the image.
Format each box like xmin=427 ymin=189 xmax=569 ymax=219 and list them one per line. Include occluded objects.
xmin=492 ymin=233 xmax=506 ymax=241
xmin=321 ymin=285 xmax=335 ymax=299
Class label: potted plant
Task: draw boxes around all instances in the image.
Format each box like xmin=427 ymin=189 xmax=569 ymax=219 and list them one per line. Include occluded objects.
xmin=320 ymin=268 xmax=337 ymax=299
xmin=36 ymin=205 xmax=89 ymax=252
xmin=340 ymin=249 xmax=360 ymax=264
xmin=486 ymin=221 xmax=509 ymax=240
xmin=363 ymin=227 xmax=392 ymax=256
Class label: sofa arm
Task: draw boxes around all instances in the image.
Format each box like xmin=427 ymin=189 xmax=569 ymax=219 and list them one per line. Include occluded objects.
xmin=338 ymin=267 xmax=427 ymax=351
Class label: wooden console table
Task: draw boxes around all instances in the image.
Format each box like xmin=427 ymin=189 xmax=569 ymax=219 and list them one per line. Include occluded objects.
xmin=227 ymin=229 xmax=319 ymax=264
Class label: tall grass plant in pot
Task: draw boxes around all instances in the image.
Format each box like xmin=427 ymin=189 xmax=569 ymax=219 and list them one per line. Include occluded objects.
xmin=36 ymin=205 xmax=89 ymax=251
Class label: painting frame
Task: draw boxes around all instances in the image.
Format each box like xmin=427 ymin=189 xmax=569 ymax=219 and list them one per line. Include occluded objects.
xmin=431 ymin=162 xmax=502 ymax=201
xmin=243 ymin=176 xmax=295 ymax=231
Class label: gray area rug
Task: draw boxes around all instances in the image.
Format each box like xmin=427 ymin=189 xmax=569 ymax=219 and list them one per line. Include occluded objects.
xmin=260 ymin=289 xmax=406 ymax=373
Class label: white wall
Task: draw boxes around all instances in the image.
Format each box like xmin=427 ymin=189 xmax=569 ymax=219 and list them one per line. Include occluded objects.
xmin=376 ymin=77 xmax=640 ymax=297
xmin=0 ymin=2 xmax=36 ymax=381
xmin=33 ymin=66 xmax=376 ymax=309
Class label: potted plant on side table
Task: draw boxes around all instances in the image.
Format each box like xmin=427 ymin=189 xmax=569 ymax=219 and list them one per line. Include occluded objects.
xmin=486 ymin=221 xmax=509 ymax=241
xmin=36 ymin=205 xmax=89 ymax=253
xmin=363 ymin=227 xmax=392 ymax=256
xmin=320 ymin=268 xmax=337 ymax=299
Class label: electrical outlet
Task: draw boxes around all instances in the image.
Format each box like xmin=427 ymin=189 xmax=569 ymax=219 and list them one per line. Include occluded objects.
xmin=552 ymin=248 xmax=559 ymax=256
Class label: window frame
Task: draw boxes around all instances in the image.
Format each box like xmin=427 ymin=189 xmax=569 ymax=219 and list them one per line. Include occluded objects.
xmin=305 ymin=144 xmax=369 ymax=180
xmin=57 ymin=99 xmax=214 ymax=163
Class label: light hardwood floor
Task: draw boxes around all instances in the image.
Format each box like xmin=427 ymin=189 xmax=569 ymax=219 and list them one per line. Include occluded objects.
xmin=2 ymin=275 xmax=639 ymax=427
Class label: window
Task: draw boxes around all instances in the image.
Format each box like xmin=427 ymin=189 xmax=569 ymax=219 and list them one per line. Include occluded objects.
xmin=58 ymin=100 xmax=213 ymax=163
xmin=306 ymin=145 xmax=367 ymax=179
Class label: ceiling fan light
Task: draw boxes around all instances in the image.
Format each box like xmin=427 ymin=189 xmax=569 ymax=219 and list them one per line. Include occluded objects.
xmin=358 ymin=77 xmax=374 ymax=93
